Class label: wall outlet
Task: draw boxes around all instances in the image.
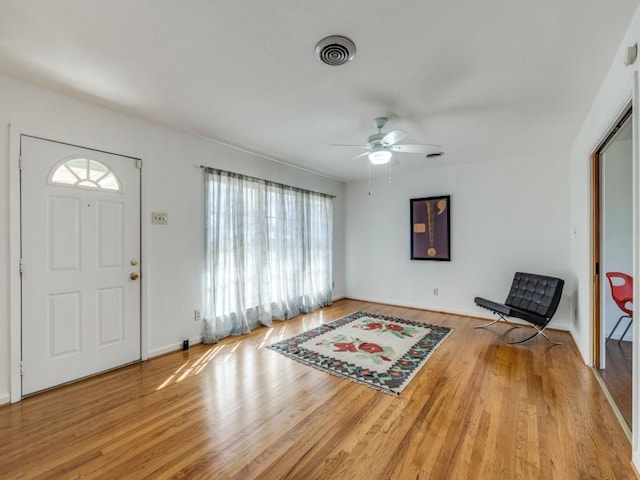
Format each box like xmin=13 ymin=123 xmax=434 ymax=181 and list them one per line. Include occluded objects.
xmin=152 ymin=212 xmax=168 ymax=225
xmin=194 ymin=309 xmax=201 ymax=322
xmin=433 ymin=288 xmax=439 ymax=296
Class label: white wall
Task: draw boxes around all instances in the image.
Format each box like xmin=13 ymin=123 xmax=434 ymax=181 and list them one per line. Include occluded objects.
xmin=345 ymin=151 xmax=572 ymax=328
xmin=570 ymin=33 xmax=637 ymax=364
xmin=0 ymin=73 xmax=346 ymax=404
xmin=569 ymin=5 xmax=640 ymax=469
xmin=602 ymin=136 xmax=633 ymax=341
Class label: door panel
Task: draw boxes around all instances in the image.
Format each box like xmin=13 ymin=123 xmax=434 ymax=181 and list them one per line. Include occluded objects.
xmin=98 ymin=201 xmax=124 ymax=268
xmin=49 ymin=196 xmax=81 ymax=270
xmin=21 ymin=136 xmax=141 ymax=395
xmin=49 ymin=292 xmax=81 ymax=356
xmin=97 ymin=287 xmax=125 ymax=345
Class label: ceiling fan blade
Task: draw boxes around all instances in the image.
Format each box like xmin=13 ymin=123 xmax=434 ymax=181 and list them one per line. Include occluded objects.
xmin=389 ymin=143 xmax=441 ymax=154
xmin=381 ymin=129 xmax=408 ymax=146
xmin=351 ymin=151 xmax=370 ymax=161
xmin=330 ymin=143 xmax=369 ymax=148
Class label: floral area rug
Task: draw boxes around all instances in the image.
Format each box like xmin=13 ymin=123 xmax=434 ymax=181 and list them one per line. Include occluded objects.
xmin=267 ymin=311 xmax=453 ymax=396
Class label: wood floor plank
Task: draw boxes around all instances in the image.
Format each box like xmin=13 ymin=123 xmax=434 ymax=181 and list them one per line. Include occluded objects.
xmin=600 ymin=339 xmax=632 ymax=428
xmin=0 ymin=299 xmax=636 ymax=479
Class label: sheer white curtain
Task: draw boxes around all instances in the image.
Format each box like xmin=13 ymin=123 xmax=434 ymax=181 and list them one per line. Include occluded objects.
xmin=203 ymin=168 xmax=333 ymax=342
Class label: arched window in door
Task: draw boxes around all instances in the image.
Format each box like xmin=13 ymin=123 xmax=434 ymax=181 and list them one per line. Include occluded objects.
xmin=49 ymin=157 xmax=121 ymax=191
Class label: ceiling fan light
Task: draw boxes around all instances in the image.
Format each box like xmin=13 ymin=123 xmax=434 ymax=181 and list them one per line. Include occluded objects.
xmin=369 ymin=150 xmax=392 ymax=165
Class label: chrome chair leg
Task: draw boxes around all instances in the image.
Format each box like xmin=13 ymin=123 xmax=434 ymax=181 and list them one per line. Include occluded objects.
xmin=508 ymin=324 xmax=562 ymax=346
xmin=474 ymin=314 xmax=521 ymax=329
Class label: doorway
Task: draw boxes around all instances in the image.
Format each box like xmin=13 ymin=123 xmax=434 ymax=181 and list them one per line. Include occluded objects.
xmin=20 ymin=135 xmax=142 ymax=395
xmin=593 ymin=109 xmax=633 ymax=429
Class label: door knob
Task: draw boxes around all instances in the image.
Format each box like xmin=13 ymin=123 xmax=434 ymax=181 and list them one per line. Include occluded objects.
xmin=130 ymin=272 xmax=140 ymax=281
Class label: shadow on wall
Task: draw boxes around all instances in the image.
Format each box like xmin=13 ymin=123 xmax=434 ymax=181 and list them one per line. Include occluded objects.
xmin=543 ymin=273 xmax=575 ymax=332
xmin=569 ymin=283 xmax=579 ymax=330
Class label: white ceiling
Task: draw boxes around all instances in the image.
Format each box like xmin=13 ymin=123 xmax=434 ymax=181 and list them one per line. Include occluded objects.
xmin=0 ymin=0 xmax=638 ymax=181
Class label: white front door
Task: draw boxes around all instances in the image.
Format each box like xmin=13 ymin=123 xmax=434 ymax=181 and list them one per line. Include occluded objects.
xmin=20 ymin=136 xmax=141 ymax=395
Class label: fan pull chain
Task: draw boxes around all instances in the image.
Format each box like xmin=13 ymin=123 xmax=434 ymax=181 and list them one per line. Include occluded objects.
xmin=368 ymin=160 xmax=372 ymax=196
xmin=388 ymin=162 xmax=392 ymax=184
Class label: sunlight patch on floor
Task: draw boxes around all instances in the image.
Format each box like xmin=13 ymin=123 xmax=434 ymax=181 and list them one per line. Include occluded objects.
xmin=156 ymin=344 xmax=225 ymax=390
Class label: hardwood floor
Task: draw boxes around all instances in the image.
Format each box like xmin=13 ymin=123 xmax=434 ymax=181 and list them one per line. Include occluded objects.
xmin=0 ymin=299 xmax=636 ymax=479
xmin=599 ymin=340 xmax=633 ymax=429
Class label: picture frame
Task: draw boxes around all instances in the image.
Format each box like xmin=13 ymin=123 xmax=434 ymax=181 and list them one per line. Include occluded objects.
xmin=410 ymin=195 xmax=450 ymax=261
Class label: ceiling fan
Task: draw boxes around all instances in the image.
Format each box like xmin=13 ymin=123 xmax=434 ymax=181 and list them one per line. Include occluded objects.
xmin=333 ymin=117 xmax=444 ymax=165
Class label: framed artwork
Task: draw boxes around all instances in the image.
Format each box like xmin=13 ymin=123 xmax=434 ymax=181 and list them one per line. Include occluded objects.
xmin=410 ymin=195 xmax=450 ymax=261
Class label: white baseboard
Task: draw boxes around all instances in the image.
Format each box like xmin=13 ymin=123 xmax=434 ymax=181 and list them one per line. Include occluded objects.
xmin=342 ymin=295 xmax=571 ymax=332
xmin=149 ymin=336 xmax=203 ymax=358
xmin=632 ymin=452 xmax=640 ymax=479
xmin=0 ymin=393 xmax=10 ymax=406
xmin=343 ymin=295 xmax=495 ymax=320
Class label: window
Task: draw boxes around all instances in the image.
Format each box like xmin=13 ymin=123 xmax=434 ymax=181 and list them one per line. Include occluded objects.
xmin=203 ymin=168 xmax=333 ymax=342
xmin=49 ymin=158 xmax=121 ymax=191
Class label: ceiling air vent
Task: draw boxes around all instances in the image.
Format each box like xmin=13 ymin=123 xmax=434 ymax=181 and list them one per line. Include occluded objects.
xmin=426 ymin=152 xmax=445 ymax=158
xmin=315 ymin=35 xmax=356 ymax=66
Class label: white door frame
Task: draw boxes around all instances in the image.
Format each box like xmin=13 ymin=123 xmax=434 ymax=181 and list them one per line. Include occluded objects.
xmin=8 ymin=124 xmax=149 ymax=403
xmin=632 ymin=71 xmax=640 ymax=464
xmin=587 ymin=73 xmax=639 ymax=462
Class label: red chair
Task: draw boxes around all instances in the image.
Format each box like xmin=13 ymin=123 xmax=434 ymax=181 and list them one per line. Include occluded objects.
xmin=605 ymin=272 xmax=633 ymax=343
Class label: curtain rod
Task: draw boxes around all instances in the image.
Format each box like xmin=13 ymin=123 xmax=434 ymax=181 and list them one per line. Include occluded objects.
xmin=200 ymin=165 xmax=336 ymax=199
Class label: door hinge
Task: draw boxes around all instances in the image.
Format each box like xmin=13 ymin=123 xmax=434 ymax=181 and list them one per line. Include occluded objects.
xmin=136 ymin=159 xmax=142 ymax=169
xmin=20 ymin=362 xmax=24 ymax=376
xmin=19 ymin=258 xmax=23 ymax=273
xmin=18 ymin=155 xmax=23 ymax=170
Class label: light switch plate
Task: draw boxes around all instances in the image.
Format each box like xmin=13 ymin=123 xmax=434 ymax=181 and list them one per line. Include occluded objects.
xmin=152 ymin=212 xmax=168 ymax=225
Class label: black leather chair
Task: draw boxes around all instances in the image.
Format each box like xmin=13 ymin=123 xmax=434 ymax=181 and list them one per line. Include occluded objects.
xmin=474 ymin=272 xmax=564 ymax=345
